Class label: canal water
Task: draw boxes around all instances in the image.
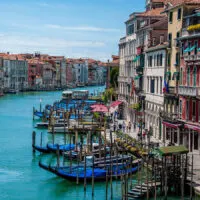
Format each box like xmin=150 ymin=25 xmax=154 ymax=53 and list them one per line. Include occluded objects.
xmin=0 ymin=86 xmax=181 ymax=200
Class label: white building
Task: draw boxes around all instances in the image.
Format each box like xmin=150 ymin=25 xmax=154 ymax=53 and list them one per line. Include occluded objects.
xmin=3 ymin=57 xmax=28 ymax=91
xmin=73 ymin=60 xmax=88 ymax=85
xmin=118 ymin=13 xmax=138 ymax=120
xmin=144 ymin=45 xmax=167 ymax=140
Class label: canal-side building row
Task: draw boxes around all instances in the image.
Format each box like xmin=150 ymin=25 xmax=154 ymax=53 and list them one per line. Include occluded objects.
xmin=118 ymin=0 xmax=200 ymax=152
xmin=0 ymin=53 xmax=110 ymax=93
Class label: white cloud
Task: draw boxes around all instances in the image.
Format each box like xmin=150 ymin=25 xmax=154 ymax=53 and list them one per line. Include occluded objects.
xmin=37 ymin=2 xmax=51 ymax=7
xmin=45 ymin=24 xmax=120 ymax=32
xmin=0 ymin=35 xmax=105 ymax=48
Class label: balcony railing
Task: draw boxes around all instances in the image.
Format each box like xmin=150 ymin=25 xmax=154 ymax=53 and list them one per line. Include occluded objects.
xmin=184 ymin=54 xmax=200 ymax=62
xmin=178 ymin=86 xmax=197 ymax=96
xmin=182 ymin=28 xmax=200 ymax=37
xmin=118 ymin=76 xmax=132 ymax=83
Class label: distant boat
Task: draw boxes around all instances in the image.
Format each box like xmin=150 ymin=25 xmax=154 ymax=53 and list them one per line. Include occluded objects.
xmin=5 ymin=89 xmax=18 ymax=94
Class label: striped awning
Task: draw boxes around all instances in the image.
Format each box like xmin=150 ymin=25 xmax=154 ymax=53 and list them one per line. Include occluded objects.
xmin=162 ymin=121 xmax=182 ymax=129
xmin=133 ymin=55 xmax=140 ymax=62
xmin=184 ymin=124 xmax=200 ymax=132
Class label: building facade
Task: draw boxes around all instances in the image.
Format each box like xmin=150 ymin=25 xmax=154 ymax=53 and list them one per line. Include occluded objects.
xmin=3 ymin=56 xmax=28 ymax=91
xmin=178 ymin=7 xmax=200 ymax=152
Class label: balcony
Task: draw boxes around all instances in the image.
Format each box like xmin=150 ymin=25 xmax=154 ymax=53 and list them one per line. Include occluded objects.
xmin=178 ymin=86 xmax=197 ymax=96
xmin=182 ymin=28 xmax=200 ymax=38
xmin=184 ymin=54 xmax=200 ymax=62
xmin=136 ymin=66 xmax=143 ymax=75
xmin=118 ymin=76 xmax=132 ymax=83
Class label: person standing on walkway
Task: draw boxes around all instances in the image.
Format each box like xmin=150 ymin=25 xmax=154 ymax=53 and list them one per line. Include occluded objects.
xmin=122 ymin=121 xmax=126 ymax=133
xmin=128 ymin=121 xmax=131 ymax=133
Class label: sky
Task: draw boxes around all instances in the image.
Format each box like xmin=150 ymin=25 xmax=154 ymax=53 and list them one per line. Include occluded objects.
xmin=0 ymin=0 xmax=145 ymax=61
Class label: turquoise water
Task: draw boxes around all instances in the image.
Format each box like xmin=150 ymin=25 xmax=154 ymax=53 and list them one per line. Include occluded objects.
xmin=0 ymin=86 xmax=183 ymax=200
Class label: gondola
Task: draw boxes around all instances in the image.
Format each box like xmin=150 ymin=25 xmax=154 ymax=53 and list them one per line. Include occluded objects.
xmin=47 ymin=143 xmax=75 ymax=152
xmin=39 ymin=160 xmax=138 ymax=182
xmin=32 ymin=144 xmax=50 ymax=153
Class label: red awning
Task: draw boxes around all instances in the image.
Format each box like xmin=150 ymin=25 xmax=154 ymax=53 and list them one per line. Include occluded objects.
xmin=92 ymin=104 xmax=108 ymax=113
xmin=162 ymin=121 xmax=182 ymax=129
xmin=184 ymin=124 xmax=200 ymax=132
xmin=110 ymin=100 xmax=122 ymax=108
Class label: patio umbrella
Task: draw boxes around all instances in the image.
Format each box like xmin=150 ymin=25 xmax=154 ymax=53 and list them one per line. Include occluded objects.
xmin=92 ymin=104 xmax=108 ymax=113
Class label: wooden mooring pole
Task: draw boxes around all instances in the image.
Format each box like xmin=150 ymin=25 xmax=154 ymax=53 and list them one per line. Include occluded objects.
xmin=32 ymin=131 xmax=36 ymax=153
xmin=40 ymin=132 xmax=43 ymax=147
xmin=56 ymin=144 xmax=60 ymax=168
xmin=84 ymin=150 xmax=87 ymax=192
xmin=92 ymin=154 xmax=95 ymax=197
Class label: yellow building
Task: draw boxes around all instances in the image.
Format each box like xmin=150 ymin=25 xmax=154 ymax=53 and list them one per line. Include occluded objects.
xmin=161 ymin=0 xmax=200 ymax=146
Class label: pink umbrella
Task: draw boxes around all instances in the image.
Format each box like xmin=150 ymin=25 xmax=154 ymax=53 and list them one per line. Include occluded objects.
xmin=92 ymin=104 xmax=108 ymax=113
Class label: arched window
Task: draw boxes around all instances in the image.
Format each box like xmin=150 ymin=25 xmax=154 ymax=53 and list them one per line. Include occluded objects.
xmin=187 ymin=67 xmax=190 ymax=86
xmin=180 ymin=68 xmax=183 ymax=85
xmin=193 ymin=66 xmax=197 ymax=86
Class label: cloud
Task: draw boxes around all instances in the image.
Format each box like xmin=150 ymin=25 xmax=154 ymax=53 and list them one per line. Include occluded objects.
xmin=45 ymin=24 xmax=120 ymax=32
xmin=37 ymin=2 xmax=51 ymax=7
xmin=0 ymin=35 xmax=105 ymax=48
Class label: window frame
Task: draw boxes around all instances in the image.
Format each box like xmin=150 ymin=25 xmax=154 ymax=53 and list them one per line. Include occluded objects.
xmin=177 ymin=8 xmax=182 ymax=20
xmin=169 ymin=12 xmax=173 ymax=23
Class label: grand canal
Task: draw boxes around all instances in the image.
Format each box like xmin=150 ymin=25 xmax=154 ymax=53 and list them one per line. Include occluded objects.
xmin=0 ymin=86 xmax=181 ymax=200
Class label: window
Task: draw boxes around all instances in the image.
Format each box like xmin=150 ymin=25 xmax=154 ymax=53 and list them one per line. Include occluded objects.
xmin=160 ymin=54 xmax=163 ymax=66
xmin=160 ymin=77 xmax=162 ymax=94
xmin=176 ymin=32 xmax=180 ymax=47
xmin=187 ymin=67 xmax=190 ymax=86
xmin=152 ymin=37 xmax=156 ymax=46
xmin=169 ymin=12 xmax=173 ymax=23
xmin=160 ymin=35 xmax=164 ymax=44
xmin=127 ymin=24 xmax=134 ymax=35
xmin=179 ymin=100 xmax=182 ymax=116
xmin=157 ymin=54 xmax=159 ymax=66
xmin=194 ymin=40 xmax=198 ymax=55
xmin=186 ymin=100 xmax=189 ymax=120
xmin=180 ymin=68 xmax=183 ymax=85
xmin=168 ymin=33 xmax=172 ymax=47
xmin=150 ymin=79 xmax=155 ymax=93
xmin=188 ymin=41 xmax=191 ymax=55
xmin=149 ymin=56 xmax=153 ymax=67
xmin=193 ymin=67 xmax=197 ymax=86
xmin=175 ymin=53 xmax=180 ymax=66
xmin=177 ymin=8 xmax=182 ymax=20
xmin=193 ymin=101 xmax=196 ymax=117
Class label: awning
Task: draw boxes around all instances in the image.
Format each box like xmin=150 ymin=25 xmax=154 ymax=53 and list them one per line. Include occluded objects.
xmin=184 ymin=124 xmax=200 ymax=132
xmin=158 ymin=145 xmax=189 ymax=156
xmin=189 ymin=45 xmax=197 ymax=52
xmin=133 ymin=55 xmax=140 ymax=62
xmin=172 ymin=72 xmax=179 ymax=80
xmin=110 ymin=100 xmax=122 ymax=108
xmin=134 ymin=75 xmax=141 ymax=80
xmin=91 ymin=104 xmax=108 ymax=113
xmin=165 ymin=72 xmax=171 ymax=79
xmin=184 ymin=47 xmax=190 ymax=53
xmin=162 ymin=121 xmax=182 ymax=129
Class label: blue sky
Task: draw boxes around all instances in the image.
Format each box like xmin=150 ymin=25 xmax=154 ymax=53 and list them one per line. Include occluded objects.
xmin=0 ymin=0 xmax=144 ymax=60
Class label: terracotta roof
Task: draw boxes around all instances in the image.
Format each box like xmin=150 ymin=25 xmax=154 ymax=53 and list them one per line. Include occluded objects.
xmin=138 ymin=7 xmax=165 ymax=17
xmin=152 ymin=0 xmax=165 ymax=2
xmin=164 ymin=0 xmax=200 ymax=10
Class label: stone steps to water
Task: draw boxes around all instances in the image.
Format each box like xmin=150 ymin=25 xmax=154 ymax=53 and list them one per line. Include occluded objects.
xmin=127 ymin=181 xmax=161 ymax=198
